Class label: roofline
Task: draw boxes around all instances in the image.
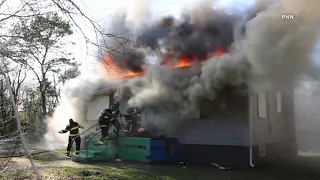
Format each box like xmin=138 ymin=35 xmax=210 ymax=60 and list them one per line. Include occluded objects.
xmin=92 ymin=88 xmax=115 ymax=97
xmin=92 ymin=66 xmax=202 ymax=96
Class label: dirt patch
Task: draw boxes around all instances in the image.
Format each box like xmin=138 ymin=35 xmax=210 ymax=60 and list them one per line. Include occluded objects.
xmin=77 ymin=170 xmax=103 ymax=176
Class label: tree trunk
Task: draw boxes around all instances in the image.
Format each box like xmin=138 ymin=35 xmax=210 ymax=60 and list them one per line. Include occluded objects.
xmin=4 ymin=75 xmax=42 ymax=179
xmin=0 ymin=80 xmax=4 ymax=135
xmin=53 ymin=76 xmax=60 ymax=106
xmin=40 ymin=91 xmax=47 ymax=118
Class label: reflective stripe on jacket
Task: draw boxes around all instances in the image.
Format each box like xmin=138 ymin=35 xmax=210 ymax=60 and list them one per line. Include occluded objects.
xmin=59 ymin=122 xmax=82 ymax=137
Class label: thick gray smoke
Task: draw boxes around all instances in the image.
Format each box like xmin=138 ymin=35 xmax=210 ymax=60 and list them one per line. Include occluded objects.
xmin=109 ymin=0 xmax=320 ymax=133
xmin=100 ymin=0 xmax=240 ymax=73
xmin=44 ymin=72 xmax=120 ymax=149
xmin=295 ymin=78 xmax=320 ymax=152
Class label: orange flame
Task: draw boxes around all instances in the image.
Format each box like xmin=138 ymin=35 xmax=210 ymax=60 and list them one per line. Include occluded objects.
xmin=163 ymin=57 xmax=192 ymax=68
xmin=100 ymin=48 xmax=225 ymax=79
xmin=98 ymin=56 xmax=145 ymax=79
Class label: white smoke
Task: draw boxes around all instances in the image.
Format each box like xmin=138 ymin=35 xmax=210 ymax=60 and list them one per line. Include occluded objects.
xmin=43 ymin=69 xmax=121 ymax=150
xmin=114 ymin=0 xmax=320 ymax=132
xmin=44 ymin=0 xmax=320 ymax=143
xmin=124 ymin=0 xmax=153 ymax=32
xmin=245 ymin=0 xmax=320 ymax=90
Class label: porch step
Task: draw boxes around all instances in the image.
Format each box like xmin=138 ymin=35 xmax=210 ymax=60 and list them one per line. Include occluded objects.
xmin=72 ymin=143 xmax=117 ymax=162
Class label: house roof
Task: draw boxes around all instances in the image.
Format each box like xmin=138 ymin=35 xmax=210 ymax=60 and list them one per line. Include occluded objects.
xmin=92 ymin=65 xmax=202 ymax=96
xmin=93 ymin=88 xmax=115 ymax=96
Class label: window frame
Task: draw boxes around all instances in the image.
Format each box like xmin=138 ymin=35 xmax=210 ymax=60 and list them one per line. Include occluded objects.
xmin=258 ymin=92 xmax=267 ymax=118
xmin=276 ymin=92 xmax=282 ymax=113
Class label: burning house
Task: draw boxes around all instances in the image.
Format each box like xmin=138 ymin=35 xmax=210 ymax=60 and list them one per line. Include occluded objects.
xmin=54 ymin=0 xmax=320 ymax=168
xmin=80 ymin=2 xmax=302 ymax=167
xmin=83 ymin=59 xmax=296 ymax=167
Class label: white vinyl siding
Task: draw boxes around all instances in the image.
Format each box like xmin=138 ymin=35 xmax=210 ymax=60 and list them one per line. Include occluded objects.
xmin=173 ymin=91 xmax=250 ymax=146
xmin=258 ymin=92 xmax=267 ymax=118
xmin=276 ymin=92 xmax=282 ymax=113
xmin=251 ymin=92 xmax=269 ymax=145
xmin=176 ymin=119 xmax=249 ymax=146
xmin=251 ymin=90 xmax=289 ymax=145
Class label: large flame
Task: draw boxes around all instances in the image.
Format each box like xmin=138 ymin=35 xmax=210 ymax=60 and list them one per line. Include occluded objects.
xmin=163 ymin=57 xmax=193 ymax=68
xmin=99 ymin=47 xmax=225 ymax=79
xmin=97 ymin=56 xmax=145 ymax=79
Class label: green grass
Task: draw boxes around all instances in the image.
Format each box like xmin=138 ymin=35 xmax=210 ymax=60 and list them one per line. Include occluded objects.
xmin=39 ymin=158 xmax=320 ymax=180
xmin=42 ymin=166 xmax=167 ymax=180
xmin=53 ymin=149 xmax=66 ymax=153
xmin=1 ymin=154 xmax=320 ymax=180
xmin=33 ymin=151 xmax=67 ymax=162
xmin=0 ymin=169 xmax=35 ymax=180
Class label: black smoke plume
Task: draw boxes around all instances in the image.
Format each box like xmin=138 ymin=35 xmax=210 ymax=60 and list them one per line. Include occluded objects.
xmin=100 ymin=3 xmax=242 ymax=73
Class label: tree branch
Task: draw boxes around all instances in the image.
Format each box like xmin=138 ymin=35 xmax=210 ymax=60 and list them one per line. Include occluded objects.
xmin=1 ymin=72 xmax=42 ymax=180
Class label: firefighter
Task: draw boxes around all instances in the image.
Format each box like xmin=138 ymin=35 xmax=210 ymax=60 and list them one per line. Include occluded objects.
xmin=58 ymin=119 xmax=84 ymax=156
xmin=110 ymin=105 xmax=121 ymax=138
xmin=97 ymin=109 xmax=112 ymax=145
xmin=124 ymin=106 xmax=142 ymax=136
xmin=110 ymin=101 xmax=121 ymax=117
xmin=97 ymin=108 xmax=121 ymax=145
xmin=110 ymin=101 xmax=122 ymax=135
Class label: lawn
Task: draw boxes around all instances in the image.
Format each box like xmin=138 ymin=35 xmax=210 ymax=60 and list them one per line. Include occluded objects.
xmin=0 ymin=151 xmax=320 ymax=180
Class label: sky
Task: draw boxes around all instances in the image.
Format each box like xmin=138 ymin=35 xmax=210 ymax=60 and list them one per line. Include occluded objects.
xmin=69 ymin=0 xmax=256 ymax=74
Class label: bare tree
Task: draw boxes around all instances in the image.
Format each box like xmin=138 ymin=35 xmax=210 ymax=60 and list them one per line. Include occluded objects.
xmin=0 ymin=60 xmax=41 ymax=179
xmin=0 ymin=0 xmax=134 ymax=178
xmin=3 ymin=63 xmax=28 ymax=105
xmin=49 ymin=0 xmax=136 ymax=72
xmin=2 ymin=73 xmax=41 ymax=179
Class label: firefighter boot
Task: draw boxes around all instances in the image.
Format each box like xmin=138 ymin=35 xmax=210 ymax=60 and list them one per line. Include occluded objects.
xmin=97 ymin=140 xmax=104 ymax=145
xmin=123 ymin=129 xmax=129 ymax=136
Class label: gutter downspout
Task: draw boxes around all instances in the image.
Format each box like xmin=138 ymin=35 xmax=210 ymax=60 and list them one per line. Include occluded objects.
xmin=249 ymin=92 xmax=255 ymax=167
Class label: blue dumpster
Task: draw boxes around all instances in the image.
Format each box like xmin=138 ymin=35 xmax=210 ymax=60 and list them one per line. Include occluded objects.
xmin=149 ymin=138 xmax=179 ymax=163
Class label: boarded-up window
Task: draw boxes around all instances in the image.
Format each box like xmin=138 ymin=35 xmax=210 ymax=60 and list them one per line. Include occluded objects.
xmin=276 ymin=92 xmax=282 ymax=113
xmin=258 ymin=92 xmax=267 ymax=118
xmin=87 ymin=96 xmax=110 ymax=121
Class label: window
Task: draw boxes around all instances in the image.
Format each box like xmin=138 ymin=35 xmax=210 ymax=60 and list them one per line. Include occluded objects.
xmin=276 ymin=92 xmax=282 ymax=113
xmin=258 ymin=92 xmax=267 ymax=118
